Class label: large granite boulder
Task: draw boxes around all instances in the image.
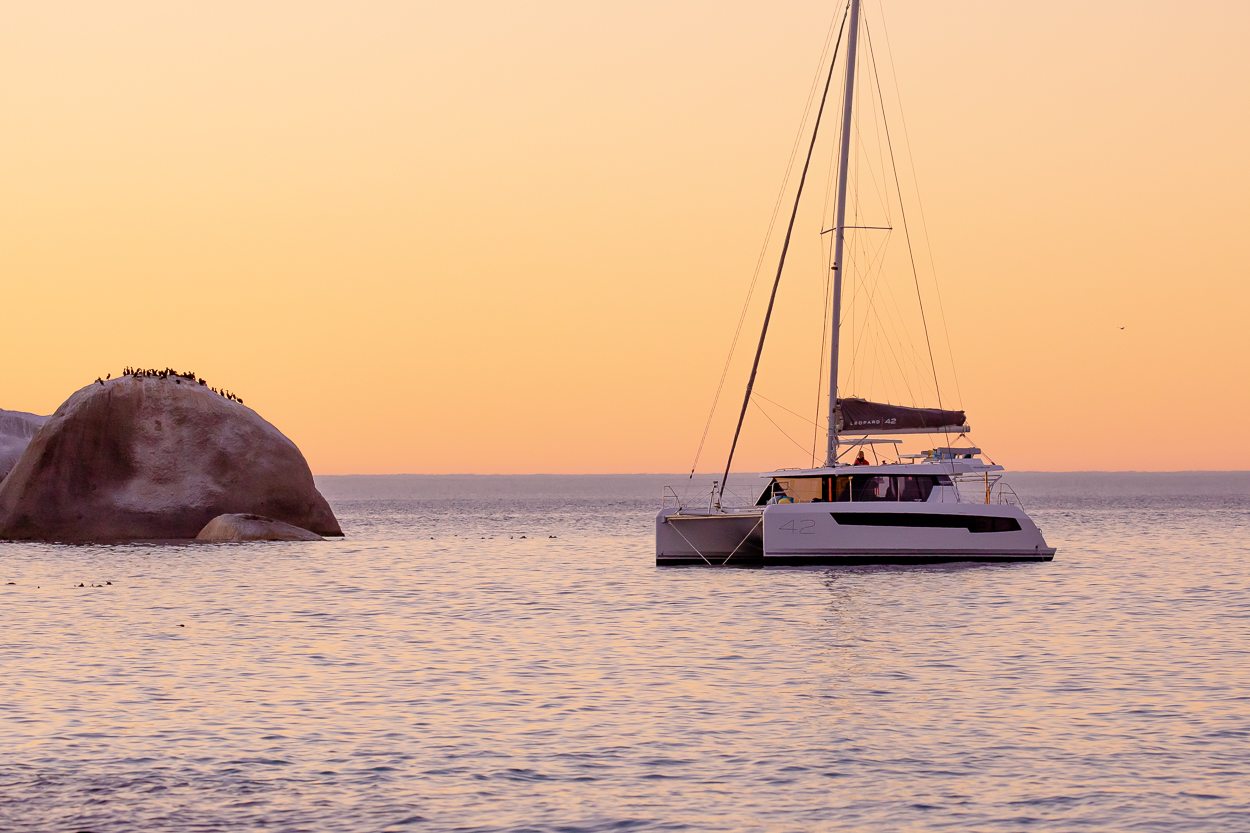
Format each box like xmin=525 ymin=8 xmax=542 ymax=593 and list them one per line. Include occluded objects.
xmin=0 ymin=409 xmax=48 ymax=483
xmin=0 ymin=375 xmax=342 ymax=542
xmin=196 ymin=513 xmax=324 ymax=542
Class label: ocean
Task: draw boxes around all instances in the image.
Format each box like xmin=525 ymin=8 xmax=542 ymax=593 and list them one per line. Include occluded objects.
xmin=1 ymin=472 xmax=1247 ymax=832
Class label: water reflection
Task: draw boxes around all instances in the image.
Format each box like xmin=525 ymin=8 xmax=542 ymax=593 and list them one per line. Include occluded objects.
xmin=0 ymin=475 xmax=1246 ymax=831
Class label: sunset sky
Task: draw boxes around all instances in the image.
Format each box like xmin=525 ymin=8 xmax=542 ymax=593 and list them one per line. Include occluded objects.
xmin=2 ymin=1 xmax=1247 ymax=474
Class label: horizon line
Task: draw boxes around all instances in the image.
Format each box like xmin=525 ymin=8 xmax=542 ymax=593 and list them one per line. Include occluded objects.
xmin=312 ymin=470 xmax=1250 ymax=477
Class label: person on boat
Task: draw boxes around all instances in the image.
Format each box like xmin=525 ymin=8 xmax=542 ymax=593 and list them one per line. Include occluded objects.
xmin=853 ymin=450 xmax=870 ymax=466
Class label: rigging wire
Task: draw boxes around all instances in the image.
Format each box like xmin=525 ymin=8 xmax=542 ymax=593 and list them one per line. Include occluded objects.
xmin=750 ymin=398 xmax=813 ymax=457
xmin=862 ymin=11 xmax=944 ymax=412
xmin=828 ymin=5 xmax=938 ymax=414
xmin=844 ymin=48 xmax=920 ymax=405
xmin=846 ymin=227 xmax=895 ymax=380
xmin=812 ymin=43 xmax=850 ymax=467
xmin=811 ymin=257 xmax=833 ymax=466
xmin=684 ymin=6 xmax=847 ymax=484
xmin=812 ymin=50 xmax=854 ymax=464
xmin=754 ymin=391 xmax=823 ymax=430
xmin=856 ymin=239 xmax=931 ymax=403
xmin=876 ymin=5 xmax=964 ymax=409
xmin=719 ymin=1 xmax=851 ymax=502
xmin=863 ymin=6 xmax=956 ymax=464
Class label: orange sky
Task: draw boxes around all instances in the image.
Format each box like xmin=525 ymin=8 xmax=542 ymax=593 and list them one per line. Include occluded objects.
xmin=2 ymin=1 xmax=1247 ymax=474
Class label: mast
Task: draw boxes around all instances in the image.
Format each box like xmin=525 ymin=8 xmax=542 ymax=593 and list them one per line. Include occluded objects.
xmin=825 ymin=0 xmax=861 ymax=467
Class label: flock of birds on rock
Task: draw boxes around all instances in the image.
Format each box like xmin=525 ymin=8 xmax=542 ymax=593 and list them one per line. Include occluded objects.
xmin=92 ymin=367 xmax=244 ymax=405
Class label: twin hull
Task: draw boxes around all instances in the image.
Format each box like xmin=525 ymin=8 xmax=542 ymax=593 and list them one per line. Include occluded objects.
xmin=656 ymin=502 xmax=1054 ymax=567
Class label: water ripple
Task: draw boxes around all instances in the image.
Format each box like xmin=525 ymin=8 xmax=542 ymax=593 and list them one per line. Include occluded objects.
xmin=0 ymin=474 xmax=1247 ymax=831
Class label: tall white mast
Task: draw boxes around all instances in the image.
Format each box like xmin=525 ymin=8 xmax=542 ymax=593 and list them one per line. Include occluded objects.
xmin=825 ymin=0 xmax=861 ymax=468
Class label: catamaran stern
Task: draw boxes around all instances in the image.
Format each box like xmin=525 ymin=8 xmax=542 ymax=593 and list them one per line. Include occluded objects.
xmin=656 ymin=508 xmax=764 ymax=567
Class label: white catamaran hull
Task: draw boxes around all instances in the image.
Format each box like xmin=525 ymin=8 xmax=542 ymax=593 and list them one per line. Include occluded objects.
xmin=657 ymin=502 xmax=1054 ymax=567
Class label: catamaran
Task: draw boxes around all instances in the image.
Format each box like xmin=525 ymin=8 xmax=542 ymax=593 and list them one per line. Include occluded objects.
xmin=656 ymin=0 xmax=1055 ymax=566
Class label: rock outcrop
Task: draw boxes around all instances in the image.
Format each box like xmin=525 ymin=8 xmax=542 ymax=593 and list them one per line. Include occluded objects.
xmin=0 ymin=409 xmax=48 ymax=483
xmin=0 ymin=376 xmax=342 ymax=542
xmin=196 ymin=513 xmax=324 ymax=542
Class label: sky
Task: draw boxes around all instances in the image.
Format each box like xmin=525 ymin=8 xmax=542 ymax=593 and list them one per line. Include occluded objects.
xmin=1 ymin=1 xmax=1247 ymax=474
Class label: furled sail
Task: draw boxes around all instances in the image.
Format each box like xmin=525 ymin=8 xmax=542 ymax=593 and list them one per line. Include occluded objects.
xmin=836 ymin=398 xmax=966 ymax=434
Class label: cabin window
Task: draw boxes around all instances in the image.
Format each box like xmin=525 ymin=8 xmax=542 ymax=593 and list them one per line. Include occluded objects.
xmin=757 ymin=477 xmax=824 ymax=504
xmin=833 ymin=476 xmax=850 ymax=502
xmin=831 ymin=475 xmax=895 ymax=502
xmin=897 ymin=476 xmax=934 ymax=502
xmin=776 ymin=477 xmax=823 ymax=503
xmin=857 ymin=476 xmax=895 ymax=501
xmin=833 ymin=475 xmax=945 ymax=502
xmin=762 ymin=474 xmax=952 ymax=505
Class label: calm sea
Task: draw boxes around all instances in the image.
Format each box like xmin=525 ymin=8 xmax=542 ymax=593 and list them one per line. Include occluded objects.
xmin=1 ymin=472 xmax=1248 ymax=832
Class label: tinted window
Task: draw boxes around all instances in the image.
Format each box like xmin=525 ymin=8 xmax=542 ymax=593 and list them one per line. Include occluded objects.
xmin=833 ymin=475 xmax=897 ymax=502
xmin=756 ymin=477 xmax=825 ymax=504
xmin=833 ymin=476 xmax=851 ymax=502
xmin=776 ymin=477 xmax=823 ymax=504
xmin=968 ymin=516 xmax=1022 ymax=533
xmin=834 ymin=475 xmax=943 ymax=502
xmin=897 ymin=476 xmax=935 ymax=502
xmin=831 ymin=512 xmax=1023 ymax=533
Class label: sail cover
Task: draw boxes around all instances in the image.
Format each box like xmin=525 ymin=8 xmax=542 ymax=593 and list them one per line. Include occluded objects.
xmin=837 ymin=398 xmax=966 ymax=434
